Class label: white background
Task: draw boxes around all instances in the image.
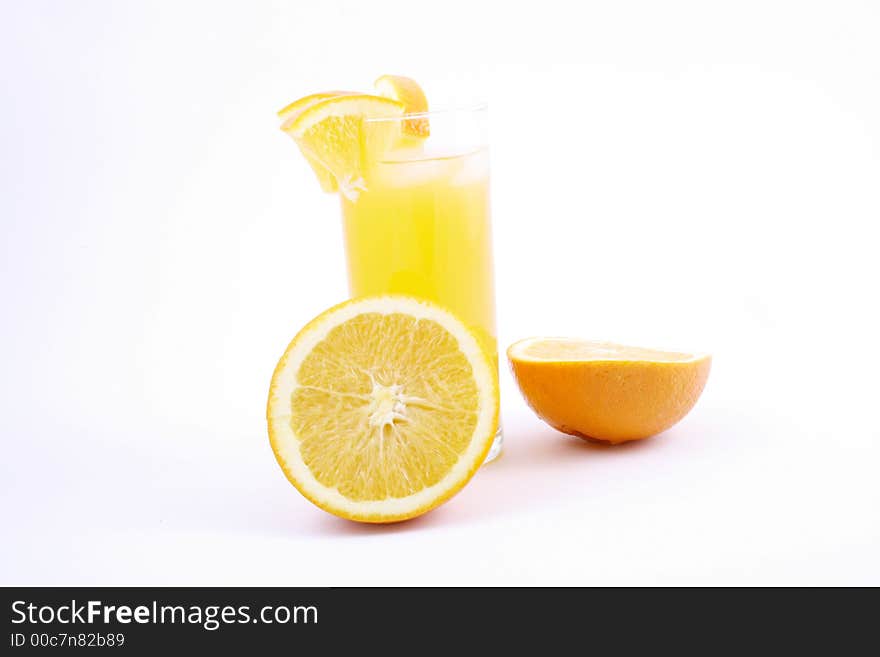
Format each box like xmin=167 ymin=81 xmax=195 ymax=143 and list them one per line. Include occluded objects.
xmin=2 ymin=0 xmax=878 ymax=585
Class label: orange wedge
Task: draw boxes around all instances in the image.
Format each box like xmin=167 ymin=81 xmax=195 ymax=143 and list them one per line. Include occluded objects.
xmin=374 ymin=74 xmax=430 ymax=137
xmin=508 ymin=338 xmax=711 ymax=444
xmin=282 ymin=94 xmax=405 ymax=198
xmin=277 ymin=91 xmax=356 ymax=192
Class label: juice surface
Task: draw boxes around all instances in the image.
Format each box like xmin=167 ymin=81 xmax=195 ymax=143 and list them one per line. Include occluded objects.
xmin=341 ymin=148 xmax=497 ymax=355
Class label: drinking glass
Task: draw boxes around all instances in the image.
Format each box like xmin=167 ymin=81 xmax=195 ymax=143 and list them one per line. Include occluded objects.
xmin=339 ymin=105 xmax=502 ymax=461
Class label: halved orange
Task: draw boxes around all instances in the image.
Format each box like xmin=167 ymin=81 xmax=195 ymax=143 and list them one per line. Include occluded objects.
xmin=267 ymin=296 xmax=500 ymax=523
xmin=508 ymin=338 xmax=711 ymax=444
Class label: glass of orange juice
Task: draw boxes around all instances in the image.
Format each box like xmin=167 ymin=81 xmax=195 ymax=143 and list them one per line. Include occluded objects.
xmin=340 ymin=105 xmax=502 ymax=461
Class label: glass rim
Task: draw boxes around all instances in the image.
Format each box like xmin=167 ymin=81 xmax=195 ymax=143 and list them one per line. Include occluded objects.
xmin=364 ymin=102 xmax=488 ymax=123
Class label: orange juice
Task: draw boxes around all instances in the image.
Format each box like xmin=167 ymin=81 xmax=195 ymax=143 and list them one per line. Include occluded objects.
xmin=340 ymin=147 xmax=497 ymax=359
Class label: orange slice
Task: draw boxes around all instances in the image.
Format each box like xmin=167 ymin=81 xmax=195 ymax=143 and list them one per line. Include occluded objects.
xmin=508 ymin=338 xmax=711 ymax=444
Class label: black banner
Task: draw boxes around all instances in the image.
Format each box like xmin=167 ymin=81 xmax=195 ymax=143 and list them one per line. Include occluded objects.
xmin=1 ymin=587 xmax=875 ymax=651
